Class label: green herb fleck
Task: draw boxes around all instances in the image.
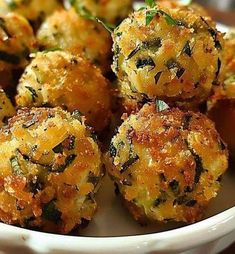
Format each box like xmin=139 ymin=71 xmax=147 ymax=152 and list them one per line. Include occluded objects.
xmin=169 ymin=179 xmax=179 ymax=193
xmin=25 ymin=86 xmax=38 ymax=102
xmin=42 ymin=200 xmax=61 ymax=224
xmin=153 ymin=191 xmax=167 ymax=207
xmin=145 ymin=0 xmax=156 ymax=8
xmin=146 ymin=8 xmax=177 ymax=26
xmin=138 ymin=6 xmax=146 ymax=11
xmin=7 ymin=0 xmax=18 ymax=10
xmin=43 ymin=47 xmax=61 ymax=53
xmin=10 ymin=156 xmax=22 ymax=176
xmin=52 ymin=154 xmax=77 ymax=172
xmin=72 ymin=109 xmax=83 ymax=122
xmin=75 ymin=6 xmax=115 ymax=33
xmin=156 ymin=100 xmax=169 ymax=112
xmin=158 ymin=10 xmax=177 ymax=26
xmin=154 ymin=71 xmax=162 ymax=84
xmin=120 ymin=154 xmax=139 ymax=173
xmin=109 ymin=143 xmax=117 ymax=157
xmin=182 ymin=41 xmax=192 ymax=57
xmin=146 ymin=9 xmax=158 ymax=26
xmin=136 ymin=57 xmax=155 ymax=69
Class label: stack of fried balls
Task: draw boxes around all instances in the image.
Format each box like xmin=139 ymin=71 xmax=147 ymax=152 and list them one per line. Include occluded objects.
xmin=0 ymin=0 xmax=233 ymax=234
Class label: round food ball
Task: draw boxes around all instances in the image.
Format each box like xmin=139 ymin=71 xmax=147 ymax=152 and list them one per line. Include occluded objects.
xmin=105 ymin=104 xmax=228 ymax=224
xmin=112 ymin=4 xmax=224 ymax=108
xmin=15 ymin=50 xmax=111 ymax=132
xmin=0 ymin=107 xmax=103 ymax=233
xmin=207 ymin=30 xmax=235 ymax=161
xmin=69 ymin=0 xmax=133 ymax=25
xmin=222 ymin=30 xmax=235 ymax=98
xmin=0 ymin=89 xmax=16 ymax=127
xmin=37 ymin=8 xmax=112 ymax=74
xmin=0 ymin=0 xmax=62 ymax=26
xmin=0 ymin=12 xmax=37 ymax=85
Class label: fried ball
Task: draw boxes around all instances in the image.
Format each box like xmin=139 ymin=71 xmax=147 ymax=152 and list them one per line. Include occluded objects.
xmin=37 ymin=8 xmax=112 ymax=74
xmin=207 ymin=30 xmax=235 ymax=161
xmin=222 ymin=30 xmax=235 ymax=98
xmin=15 ymin=50 xmax=111 ymax=132
xmin=0 ymin=12 xmax=37 ymax=86
xmin=0 ymin=107 xmax=103 ymax=233
xmin=0 ymin=0 xmax=62 ymax=26
xmin=112 ymin=4 xmax=224 ymax=108
xmin=69 ymin=0 xmax=133 ymax=25
xmin=0 ymin=89 xmax=16 ymax=127
xmin=105 ymin=104 xmax=228 ymax=224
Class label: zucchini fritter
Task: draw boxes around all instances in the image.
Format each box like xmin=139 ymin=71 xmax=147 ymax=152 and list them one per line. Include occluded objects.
xmin=15 ymin=51 xmax=111 ymax=132
xmin=0 ymin=89 xmax=15 ymax=127
xmin=222 ymin=30 xmax=235 ymax=98
xmin=0 ymin=107 xmax=103 ymax=233
xmin=105 ymin=104 xmax=228 ymax=224
xmin=69 ymin=0 xmax=133 ymax=25
xmin=208 ymin=30 xmax=235 ymax=161
xmin=0 ymin=12 xmax=37 ymax=86
xmin=37 ymin=8 xmax=112 ymax=74
xmin=112 ymin=4 xmax=224 ymax=109
xmin=0 ymin=0 xmax=62 ymax=26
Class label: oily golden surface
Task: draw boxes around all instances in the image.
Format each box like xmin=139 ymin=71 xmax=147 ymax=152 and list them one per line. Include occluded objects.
xmin=37 ymin=8 xmax=112 ymax=73
xmin=207 ymin=30 xmax=235 ymax=161
xmin=0 ymin=12 xmax=37 ymax=83
xmin=0 ymin=107 xmax=103 ymax=234
xmin=106 ymin=104 xmax=228 ymax=224
xmin=16 ymin=51 xmax=111 ymax=132
xmin=112 ymin=4 xmax=224 ymax=109
xmin=0 ymin=0 xmax=62 ymax=24
xmin=222 ymin=30 xmax=235 ymax=98
xmin=70 ymin=0 xmax=133 ymax=25
xmin=0 ymin=89 xmax=16 ymax=127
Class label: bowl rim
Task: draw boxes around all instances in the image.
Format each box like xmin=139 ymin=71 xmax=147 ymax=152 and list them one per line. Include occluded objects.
xmin=1 ymin=206 xmax=235 ymax=253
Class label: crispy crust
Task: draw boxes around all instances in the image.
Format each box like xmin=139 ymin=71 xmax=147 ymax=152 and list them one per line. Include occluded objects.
xmin=0 ymin=13 xmax=37 ymax=76
xmin=0 ymin=89 xmax=15 ymax=127
xmin=112 ymin=4 xmax=224 ymax=110
xmin=16 ymin=51 xmax=111 ymax=132
xmin=106 ymin=104 xmax=228 ymax=224
xmin=37 ymin=8 xmax=112 ymax=74
xmin=0 ymin=107 xmax=103 ymax=233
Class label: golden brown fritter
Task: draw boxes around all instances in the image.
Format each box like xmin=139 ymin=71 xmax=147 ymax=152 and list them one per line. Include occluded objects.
xmin=222 ymin=30 xmax=235 ymax=98
xmin=37 ymin=8 xmax=112 ymax=74
xmin=0 ymin=0 xmax=62 ymax=26
xmin=112 ymin=3 xmax=224 ymax=110
xmin=0 ymin=12 xmax=37 ymax=87
xmin=15 ymin=50 xmax=111 ymax=132
xmin=69 ymin=0 xmax=133 ymax=25
xmin=207 ymin=30 xmax=235 ymax=161
xmin=0 ymin=107 xmax=103 ymax=234
xmin=105 ymin=104 xmax=228 ymax=224
xmin=0 ymin=89 xmax=15 ymax=127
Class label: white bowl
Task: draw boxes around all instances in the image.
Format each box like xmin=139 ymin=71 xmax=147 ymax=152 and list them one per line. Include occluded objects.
xmin=0 ymin=5 xmax=234 ymax=254
xmin=0 ymin=172 xmax=235 ymax=254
